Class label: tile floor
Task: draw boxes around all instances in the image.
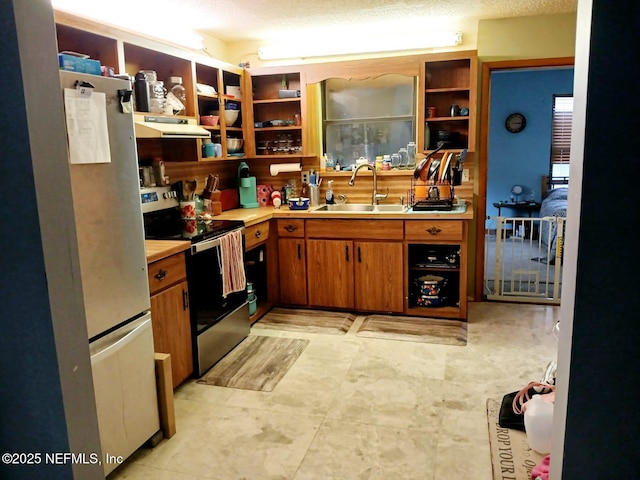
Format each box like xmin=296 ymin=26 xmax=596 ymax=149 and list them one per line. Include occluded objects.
xmin=109 ymin=302 xmax=560 ymax=480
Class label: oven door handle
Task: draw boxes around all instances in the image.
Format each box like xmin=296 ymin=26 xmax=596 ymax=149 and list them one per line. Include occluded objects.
xmin=191 ymin=236 xmax=222 ymax=254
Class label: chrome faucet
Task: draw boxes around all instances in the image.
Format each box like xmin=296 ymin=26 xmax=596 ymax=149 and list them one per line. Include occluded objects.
xmin=348 ymin=163 xmax=388 ymax=205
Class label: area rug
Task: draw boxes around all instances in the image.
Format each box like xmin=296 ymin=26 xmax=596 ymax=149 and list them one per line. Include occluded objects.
xmin=486 ymin=398 xmax=545 ymax=480
xmin=253 ymin=307 xmax=356 ymax=335
xmin=197 ymin=336 xmax=309 ymax=392
xmin=356 ymin=315 xmax=467 ymax=346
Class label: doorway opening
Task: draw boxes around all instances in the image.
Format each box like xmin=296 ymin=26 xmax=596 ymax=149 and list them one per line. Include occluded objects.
xmin=475 ymin=57 xmax=574 ymax=304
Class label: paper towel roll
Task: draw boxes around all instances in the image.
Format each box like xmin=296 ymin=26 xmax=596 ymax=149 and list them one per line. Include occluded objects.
xmin=270 ymin=163 xmax=302 ymax=176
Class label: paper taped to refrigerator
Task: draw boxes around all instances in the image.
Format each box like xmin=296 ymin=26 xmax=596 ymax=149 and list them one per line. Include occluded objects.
xmin=64 ymin=88 xmax=111 ymax=164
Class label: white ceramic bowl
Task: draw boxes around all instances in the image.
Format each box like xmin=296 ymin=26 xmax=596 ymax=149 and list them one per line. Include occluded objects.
xmin=224 ymin=110 xmax=239 ymax=126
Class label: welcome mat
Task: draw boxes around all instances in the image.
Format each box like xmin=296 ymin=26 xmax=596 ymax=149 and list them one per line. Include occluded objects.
xmin=254 ymin=307 xmax=356 ymax=335
xmin=486 ymin=398 xmax=545 ymax=480
xmin=197 ymin=335 xmax=309 ymax=392
xmin=356 ymin=315 xmax=467 ymax=346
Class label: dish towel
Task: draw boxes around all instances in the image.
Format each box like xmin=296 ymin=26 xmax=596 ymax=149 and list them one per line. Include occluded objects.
xmin=218 ymin=229 xmax=246 ymax=298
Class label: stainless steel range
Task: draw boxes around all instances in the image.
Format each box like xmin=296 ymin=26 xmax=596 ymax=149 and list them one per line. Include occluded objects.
xmin=141 ymin=185 xmax=250 ymax=376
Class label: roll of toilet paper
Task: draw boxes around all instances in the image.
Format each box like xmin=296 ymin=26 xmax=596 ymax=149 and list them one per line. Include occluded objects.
xmin=270 ymin=163 xmax=302 ymax=176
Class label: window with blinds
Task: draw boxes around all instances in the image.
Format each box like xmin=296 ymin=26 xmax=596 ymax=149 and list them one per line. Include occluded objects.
xmin=550 ymin=95 xmax=573 ymax=185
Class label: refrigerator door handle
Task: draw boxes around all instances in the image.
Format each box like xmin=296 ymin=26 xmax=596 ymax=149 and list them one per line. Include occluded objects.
xmin=91 ymin=317 xmax=151 ymax=364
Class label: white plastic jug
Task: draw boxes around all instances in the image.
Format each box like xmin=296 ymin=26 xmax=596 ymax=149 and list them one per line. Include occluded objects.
xmin=524 ymin=394 xmax=554 ymax=454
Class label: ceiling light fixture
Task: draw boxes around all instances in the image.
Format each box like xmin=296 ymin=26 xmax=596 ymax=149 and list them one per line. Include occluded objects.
xmin=258 ymin=31 xmax=462 ymax=61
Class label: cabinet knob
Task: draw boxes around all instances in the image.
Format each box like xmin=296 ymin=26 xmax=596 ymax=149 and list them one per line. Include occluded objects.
xmin=426 ymin=227 xmax=442 ymax=235
xmin=255 ymin=230 xmax=261 ymax=238
xmin=284 ymin=224 xmax=297 ymax=232
xmin=154 ymin=269 xmax=168 ymax=281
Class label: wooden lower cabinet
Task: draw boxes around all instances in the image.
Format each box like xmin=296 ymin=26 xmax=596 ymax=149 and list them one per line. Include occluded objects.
xmin=307 ymin=239 xmax=354 ymax=309
xmin=276 ymin=218 xmax=467 ymax=319
xmin=278 ymin=238 xmax=308 ymax=306
xmin=354 ymin=241 xmax=404 ymax=313
xmin=148 ymin=253 xmax=193 ymax=389
xmin=404 ymin=220 xmax=468 ymax=320
xmin=306 ymin=239 xmax=404 ymax=313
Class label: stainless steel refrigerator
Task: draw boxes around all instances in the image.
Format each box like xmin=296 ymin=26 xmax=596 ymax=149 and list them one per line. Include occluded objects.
xmin=60 ymin=71 xmax=160 ymax=476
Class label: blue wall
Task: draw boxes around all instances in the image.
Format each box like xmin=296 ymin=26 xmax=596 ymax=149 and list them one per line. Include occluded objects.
xmin=487 ymin=67 xmax=574 ymax=217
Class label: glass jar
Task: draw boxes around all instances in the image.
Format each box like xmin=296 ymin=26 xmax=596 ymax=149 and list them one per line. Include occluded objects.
xmin=391 ymin=153 xmax=401 ymax=169
xmin=397 ymin=148 xmax=408 ymax=168
xmin=406 ymin=142 xmax=417 ymax=168
xmin=167 ymin=76 xmax=187 ymax=115
xmin=148 ymin=80 xmax=165 ymax=114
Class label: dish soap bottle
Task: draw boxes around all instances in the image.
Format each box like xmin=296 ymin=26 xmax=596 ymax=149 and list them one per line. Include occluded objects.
xmin=325 ymin=180 xmax=335 ymax=204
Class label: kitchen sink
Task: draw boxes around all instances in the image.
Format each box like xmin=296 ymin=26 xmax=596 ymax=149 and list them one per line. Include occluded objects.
xmin=313 ymin=204 xmax=407 ymax=213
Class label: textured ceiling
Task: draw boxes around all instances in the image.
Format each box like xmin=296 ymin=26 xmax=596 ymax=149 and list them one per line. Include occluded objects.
xmin=53 ymin=0 xmax=577 ymax=47
xmin=176 ymin=0 xmax=577 ymax=42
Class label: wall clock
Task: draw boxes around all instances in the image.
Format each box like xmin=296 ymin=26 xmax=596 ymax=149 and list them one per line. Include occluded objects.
xmin=505 ymin=113 xmax=526 ymax=133
xmin=511 ymin=185 xmax=524 ymax=196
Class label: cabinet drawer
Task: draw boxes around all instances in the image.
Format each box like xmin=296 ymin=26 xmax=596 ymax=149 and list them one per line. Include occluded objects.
xmin=148 ymin=253 xmax=187 ymax=295
xmin=405 ymin=220 xmax=463 ymax=241
xmin=245 ymin=221 xmax=270 ymax=251
xmin=277 ymin=219 xmax=305 ymax=237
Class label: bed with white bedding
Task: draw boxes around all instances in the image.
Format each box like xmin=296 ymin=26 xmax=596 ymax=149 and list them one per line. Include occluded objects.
xmin=539 ymin=186 xmax=568 ymax=261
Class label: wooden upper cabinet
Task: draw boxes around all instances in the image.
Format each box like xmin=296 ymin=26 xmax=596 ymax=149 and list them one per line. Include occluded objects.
xmin=420 ymin=51 xmax=478 ymax=154
xmin=123 ymin=43 xmax=195 ymax=117
xmin=245 ymin=66 xmax=308 ymax=158
xmin=55 ymin=22 xmax=120 ymax=72
xmin=54 ymin=10 xmax=248 ymax=162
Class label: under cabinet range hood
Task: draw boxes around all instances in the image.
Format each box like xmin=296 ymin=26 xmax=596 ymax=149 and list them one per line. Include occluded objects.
xmin=134 ymin=114 xmax=211 ymax=139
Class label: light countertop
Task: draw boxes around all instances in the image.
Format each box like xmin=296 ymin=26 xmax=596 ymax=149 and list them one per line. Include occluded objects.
xmin=145 ymin=239 xmax=191 ymax=264
xmin=144 ymin=202 xmax=473 ymax=261
xmin=213 ymin=201 xmax=474 ymax=226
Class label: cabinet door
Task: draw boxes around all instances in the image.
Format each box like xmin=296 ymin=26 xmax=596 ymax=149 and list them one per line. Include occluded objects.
xmin=278 ymin=238 xmax=307 ymax=306
xmin=354 ymin=241 xmax=404 ymax=313
xmin=150 ymin=281 xmax=192 ymax=388
xmin=307 ymin=239 xmax=354 ymax=309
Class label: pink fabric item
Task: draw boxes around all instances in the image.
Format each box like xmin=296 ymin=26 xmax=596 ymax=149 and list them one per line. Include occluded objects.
xmin=512 ymin=381 xmax=556 ymax=415
xmin=531 ymin=454 xmax=550 ymax=480
xmin=219 ymin=229 xmax=246 ymax=297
